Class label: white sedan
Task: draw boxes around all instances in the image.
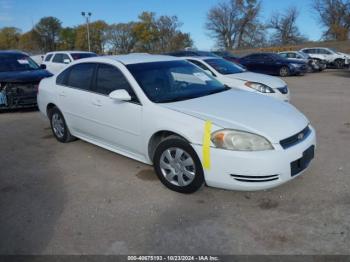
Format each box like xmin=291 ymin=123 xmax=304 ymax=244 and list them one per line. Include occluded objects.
xmin=38 ymin=54 xmax=316 ymax=193
xmin=185 ymin=56 xmax=290 ymax=102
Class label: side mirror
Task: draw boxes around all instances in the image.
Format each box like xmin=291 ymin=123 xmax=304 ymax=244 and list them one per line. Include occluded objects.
xmin=40 ymin=64 xmax=47 ymax=69
xmin=109 ymin=89 xmax=131 ymax=102
xmin=63 ymin=59 xmax=70 ymax=64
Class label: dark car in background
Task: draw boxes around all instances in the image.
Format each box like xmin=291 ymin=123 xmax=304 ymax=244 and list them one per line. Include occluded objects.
xmin=212 ymin=51 xmax=240 ymax=63
xmin=239 ymin=53 xmax=308 ymax=77
xmin=165 ymin=50 xmax=219 ymax=57
xmin=0 ymin=51 xmax=52 ymax=110
xmin=278 ymin=51 xmax=326 ymax=72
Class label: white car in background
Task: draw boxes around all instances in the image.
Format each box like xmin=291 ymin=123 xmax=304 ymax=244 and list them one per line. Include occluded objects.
xmin=184 ymin=56 xmax=290 ymax=102
xmin=42 ymin=51 xmax=97 ymax=74
xmin=300 ymin=47 xmax=349 ymax=68
xmin=37 ymin=54 xmax=316 ymax=193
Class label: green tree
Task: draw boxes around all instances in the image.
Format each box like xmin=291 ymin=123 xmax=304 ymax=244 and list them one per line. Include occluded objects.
xmin=18 ymin=30 xmax=41 ymax=52
xmin=106 ymin=22 xmax=136 ymax=54
xmin=0 ymin=27 xmax=21 ymax=49
xmin=34 ymin=16 xmax=62 ymax=52
xmin=59 ymin=27 xmax=76 ymax=50
xmin=75 ymin=20 xmax=108 ymax=54
xmin=132 ymin=12 xmax=193 ymax=53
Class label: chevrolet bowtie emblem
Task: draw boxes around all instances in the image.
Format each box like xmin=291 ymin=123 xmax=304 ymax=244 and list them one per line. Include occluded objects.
xmin=298 ymin=133 xmax=304 ymax=140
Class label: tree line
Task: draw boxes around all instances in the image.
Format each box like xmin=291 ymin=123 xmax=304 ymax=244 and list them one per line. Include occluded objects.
xmin=0 ymin=0 xmax=349 ymax=53
xmin=0 ymin=12 xmax=192 ymax=54
xmin=206 ymin=0 xmax=350 ymax=49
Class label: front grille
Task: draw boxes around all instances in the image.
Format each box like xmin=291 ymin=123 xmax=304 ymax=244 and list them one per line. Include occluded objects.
xmin=230 ymin=174 xmax=279 ymax=183
xmin=277 ymin=86 xmax=288 ymax=94
xmin=280 ymin=126 xmax=311 ymax=149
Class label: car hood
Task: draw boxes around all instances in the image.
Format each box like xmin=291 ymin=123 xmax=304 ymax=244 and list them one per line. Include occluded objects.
xmin=0 ymin=69 xmax=52 ymax=83
xmin=338 ymin=52 xmax=350 ymax=59
xmin=225 ymin=72 xmax=286 ymax=89
xmin=161 ymin=90 xmax=309 ymax=143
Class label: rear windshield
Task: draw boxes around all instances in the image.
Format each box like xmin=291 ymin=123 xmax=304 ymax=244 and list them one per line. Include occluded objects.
xmin=204 ymin=58 xmax=245 ymax=75
xmin=0 ymin=54 xmax=40 ymax=72
xmin=70 ymin=53 xmax=97 ymax=60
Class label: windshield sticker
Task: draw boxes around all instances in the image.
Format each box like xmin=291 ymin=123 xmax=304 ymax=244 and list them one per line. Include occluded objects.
xmin=17 ymin=59 xmax=29 ymax=64
xmin=194 ymin=72 xmax=212 ymax=82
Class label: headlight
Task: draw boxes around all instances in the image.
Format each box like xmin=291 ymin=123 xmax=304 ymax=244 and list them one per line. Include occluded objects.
xmin=211 ymin=129 xmax=274 ymax=151
xmin=244 ymin=82 xmax=274 ymax=93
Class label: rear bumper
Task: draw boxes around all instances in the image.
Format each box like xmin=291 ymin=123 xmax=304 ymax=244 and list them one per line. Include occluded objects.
xmin=192 ymin=126 xmax=316 ymax=191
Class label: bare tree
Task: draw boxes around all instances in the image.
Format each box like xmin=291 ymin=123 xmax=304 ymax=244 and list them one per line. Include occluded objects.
xmin=206 ymin=0 xmax=264 ymax=49
xmin=107 ymin=23 xmax=136 ymax=54
xmin=269 ymin=7 xmax=307 ymax=45
xmin=313 ymin=0 xmax=350 ymax=40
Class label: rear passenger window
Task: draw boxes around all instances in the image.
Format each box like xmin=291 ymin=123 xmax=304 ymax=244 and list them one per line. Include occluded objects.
xmin=52 ymin=53 xmax=71 ymax=64
xmin=66 ymin=63 xmax=95 ymax=90
xmin=93 ymin=64 xmax=138 ymax=101
xmin=56 ymin=68 xmax=70 ymax=86
xmin=45 ymin=54 xmax=53 ymax=62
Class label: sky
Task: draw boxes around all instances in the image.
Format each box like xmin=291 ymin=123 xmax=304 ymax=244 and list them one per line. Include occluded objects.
xmin=0 ymin=0 xmax=323 ymax=50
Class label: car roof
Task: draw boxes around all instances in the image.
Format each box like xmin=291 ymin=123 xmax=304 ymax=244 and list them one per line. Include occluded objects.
xmin=82 ymin=53 xmax=184 ymax=65
xmin=46 ymin=50 xmax=95 ymax=55
xmin=181 ymin=56 xmax=218 ymax=61
xmin=0 ymin=50 xmax=28 ymax=56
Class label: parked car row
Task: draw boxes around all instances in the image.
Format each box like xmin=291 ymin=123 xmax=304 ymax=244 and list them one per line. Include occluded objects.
xmin=167 ymin=47 xmax=350 ymax=78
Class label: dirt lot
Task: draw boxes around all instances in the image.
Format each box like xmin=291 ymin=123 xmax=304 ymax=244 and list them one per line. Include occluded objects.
xmin=0 ymin=70 xmax=350 ymax=255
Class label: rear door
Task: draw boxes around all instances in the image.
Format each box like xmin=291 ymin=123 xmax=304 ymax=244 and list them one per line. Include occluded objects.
xmin=51 ymin=53 xmax=72 ymax=74
xmin=56 ymin=62 xmax=98 ymax=137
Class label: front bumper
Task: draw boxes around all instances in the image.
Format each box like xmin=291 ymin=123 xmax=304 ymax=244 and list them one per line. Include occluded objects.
xmin=192 ymin=126 xmax=316 ymax=191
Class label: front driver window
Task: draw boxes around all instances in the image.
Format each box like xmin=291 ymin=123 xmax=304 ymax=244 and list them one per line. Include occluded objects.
xmin=94 ymin=64 xmax=138 ymax=102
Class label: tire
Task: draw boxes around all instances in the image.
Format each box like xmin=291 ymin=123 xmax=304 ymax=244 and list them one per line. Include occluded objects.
xmin=49 ymin=107 xmax=76 ymax=143
xmin=334 ymin=59 xmax=344 ymax=69
xmin=153 ymin=138 xmax=204 ymax=194
xmin=279 ymin=66 xmax=290 ymax=77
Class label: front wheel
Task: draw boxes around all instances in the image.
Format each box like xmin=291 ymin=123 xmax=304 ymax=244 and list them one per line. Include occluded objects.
xmin=153 ymin=138 xmax=204 ymax=194
xmin=334 ymin=59 xmax=344 ymax=69
xmin=279 ymin=66 xmax=290 ymax=77
xmin=49 ymin=107 xmax=76 ymax=143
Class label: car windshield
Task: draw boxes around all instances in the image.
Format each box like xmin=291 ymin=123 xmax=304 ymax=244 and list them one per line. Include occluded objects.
xmin=71 ymin=53 xmax=97 ymax=60
xmin=127 ymin=60 xmax=229 ymax=103
xmin=297 ymin=52 xmax=309 ymax=59
xmin=204 ymin=58 xmax=245 ymax=75
xmin=0 ymin=54 xmax=40 ymax=72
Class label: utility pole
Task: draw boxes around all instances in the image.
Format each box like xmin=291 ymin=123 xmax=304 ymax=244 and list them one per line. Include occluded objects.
xmin=81 ymin=12 xmax=92 ymax=52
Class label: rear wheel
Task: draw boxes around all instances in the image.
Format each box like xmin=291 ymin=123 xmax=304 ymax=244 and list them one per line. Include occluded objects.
xmin=279 ymin=66 xmax=290 ymax=77
xmin=153 ymin=138 xmax=204 ymax=193
xmin=49 ymin=107 xmax=76 ymax=143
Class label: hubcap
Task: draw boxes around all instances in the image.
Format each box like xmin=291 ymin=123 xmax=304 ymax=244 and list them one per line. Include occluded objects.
xmin=159 ymin=147 xmax=196 ymax=187
xmin=280 ymin=67 xmax=288 ymax=76
xmin=52 ymin=113 xmax=65 ymax=138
